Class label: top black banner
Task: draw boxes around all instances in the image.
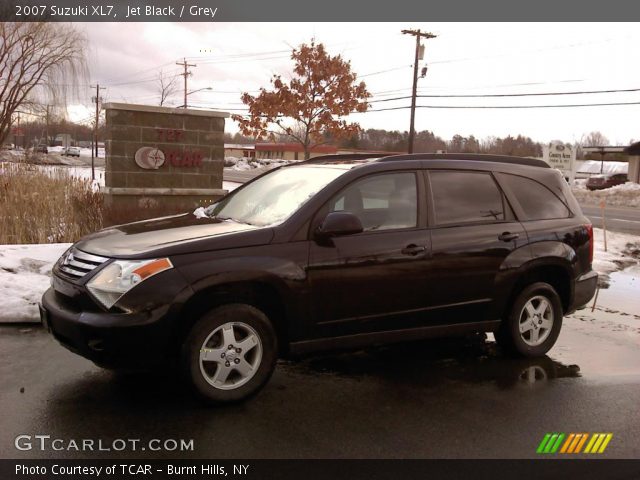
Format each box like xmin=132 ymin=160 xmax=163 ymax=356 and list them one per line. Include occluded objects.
xmin=1 ymin=0 xmax=640 ymax=22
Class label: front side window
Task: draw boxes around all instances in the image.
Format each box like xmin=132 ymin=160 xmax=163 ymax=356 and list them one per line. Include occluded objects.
xmin=330 ymin=172 xmax=417 ymax=231
xmin=430 ymin=171 xmax=506 ymax=226
xmin=205 ymin=166 xmax=346 ymax=226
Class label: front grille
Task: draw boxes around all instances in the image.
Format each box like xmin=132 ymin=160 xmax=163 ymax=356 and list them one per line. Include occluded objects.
xmin=59 ymin=248 xmax=109 ymax=279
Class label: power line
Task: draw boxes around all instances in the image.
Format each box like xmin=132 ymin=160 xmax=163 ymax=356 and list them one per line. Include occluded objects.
xmin=368 ymin=86 xmax=640 ymax=103
xmin=359 ymin=101 xmax=640 ymax=113
xmin=359 ymin=65 xmax=411 ymax=78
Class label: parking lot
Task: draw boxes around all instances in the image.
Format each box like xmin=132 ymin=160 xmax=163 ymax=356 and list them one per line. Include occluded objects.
xmin=1 ymin=301 xmax=639 ymax=460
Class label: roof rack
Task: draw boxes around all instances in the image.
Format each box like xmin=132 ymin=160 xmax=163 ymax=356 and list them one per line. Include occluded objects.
xmin=297 ymin=152 xmax=550 ymax=169
xmin=376 ymin=153 xmax=550 ymax=168
xmin=299 ymin=153 xmax=381 ymax=164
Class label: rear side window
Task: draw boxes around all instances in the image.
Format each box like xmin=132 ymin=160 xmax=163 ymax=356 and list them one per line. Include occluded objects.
xmin=430 ymin=171 xmax=506 ymax=226
xmin=503 ymin=174 xmax=571 ymax=220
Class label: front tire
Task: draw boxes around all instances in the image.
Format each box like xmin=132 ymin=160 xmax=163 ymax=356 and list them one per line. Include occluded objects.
xmin=496 ymin=282 xmax=563 ymax=357
xmin=182 ymin=304 xmax=278 ymax=404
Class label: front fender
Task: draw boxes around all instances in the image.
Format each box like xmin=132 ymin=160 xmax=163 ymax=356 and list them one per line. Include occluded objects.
xmin=171 ymin=243 xmax=310 ymax=336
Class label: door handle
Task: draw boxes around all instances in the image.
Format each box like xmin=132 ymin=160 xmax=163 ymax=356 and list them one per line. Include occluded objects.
xmin=401 ymin=244 xmax=426 ymax=256
xmin=498 ymin=232 xmax=520 ymax=242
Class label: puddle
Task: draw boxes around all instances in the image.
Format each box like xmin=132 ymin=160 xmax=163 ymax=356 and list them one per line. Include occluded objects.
xmin=596 ymin=265 xmax=640 ymax=317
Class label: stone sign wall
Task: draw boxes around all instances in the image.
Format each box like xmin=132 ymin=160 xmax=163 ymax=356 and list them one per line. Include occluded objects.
xmin=103 ymin=103 xmax=229 ymax=222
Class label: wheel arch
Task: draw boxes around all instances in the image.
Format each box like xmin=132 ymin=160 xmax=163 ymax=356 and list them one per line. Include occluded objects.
xmin=171 ymin=279 xmax=290 ymax=357
xmin=503 ymin=259 xmax=573 ymax=318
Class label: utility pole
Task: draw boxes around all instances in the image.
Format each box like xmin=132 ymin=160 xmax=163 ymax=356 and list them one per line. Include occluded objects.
xmin=401 ymin=29 xmax=437 ymax=154
xmin=176 ymin=58 xmax=196 ymax=108
xmin=90 ymin=84 xmax=106 ymax=181
xmin=45 ymin=105 xmax=50 ymax=147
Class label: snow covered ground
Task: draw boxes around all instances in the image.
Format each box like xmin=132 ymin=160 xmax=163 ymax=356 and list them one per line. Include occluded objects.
xmin=575 ymin=160 xmax=628 ymax=176
xmin=572 ymin=182 xmax=640 ymax=208
xmin=223 ymin=181 xmax=241 ymax=191
xmin=593 ymin=227 xmax=640 ymax=286
xmin=225 ymin=156 xmax=295 ymax=171
xmin=0 ymin=227 xmax=637 ymax=324
xmin=47 ymin=145 xmax=106 ymax=159
xmin=0 ymin=243 xmax=70 ymax=322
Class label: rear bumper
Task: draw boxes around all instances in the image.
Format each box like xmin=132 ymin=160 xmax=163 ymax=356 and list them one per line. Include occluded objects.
xmin=570 ymin=270 xmax=598 ymax=312
xmin=41 ymin=288 xmax=175 ymax=369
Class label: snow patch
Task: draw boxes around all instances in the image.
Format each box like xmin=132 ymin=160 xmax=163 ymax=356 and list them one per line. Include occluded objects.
xmin=224 ymin=156 xmax=296 ymax=171
xmin=592 ymin=227 xmax=640 ymax=287
xmin=572 ymin=182 xmax=640 ymax=207
xmin=0 ymin=243 xmax=70 ymax=323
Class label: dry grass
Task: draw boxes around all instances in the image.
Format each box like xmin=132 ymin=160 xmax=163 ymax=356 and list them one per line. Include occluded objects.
xmin=0 ymin=162 xmax=103 ymax=244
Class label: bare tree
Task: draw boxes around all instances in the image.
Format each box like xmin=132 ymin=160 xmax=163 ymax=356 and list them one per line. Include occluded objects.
xmin=157 ymin=69 xmax=179 ymax=106
xmin=0 ymin=22 xmax=87 ymax=145
xmin=581 ymin=131 xmax=609 ymax=147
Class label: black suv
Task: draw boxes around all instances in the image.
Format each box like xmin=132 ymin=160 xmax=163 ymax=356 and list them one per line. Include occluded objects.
xmin=41 ymin=153 xmax=597 ymax=403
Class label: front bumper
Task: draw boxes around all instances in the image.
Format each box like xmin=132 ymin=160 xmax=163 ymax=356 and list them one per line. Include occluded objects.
xmin=41 ymin=287 xmax=175 ymax=369
xmin=571 ymin=270 xmax=598 ymax=311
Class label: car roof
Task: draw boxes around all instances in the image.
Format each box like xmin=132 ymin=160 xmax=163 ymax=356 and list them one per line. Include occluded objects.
xmin=301 ymin=152 xmax=549 ymax=169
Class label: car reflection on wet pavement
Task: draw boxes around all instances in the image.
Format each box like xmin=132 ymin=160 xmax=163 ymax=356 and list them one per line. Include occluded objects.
xmin=283 ymin=335 xmax=582 ymax=390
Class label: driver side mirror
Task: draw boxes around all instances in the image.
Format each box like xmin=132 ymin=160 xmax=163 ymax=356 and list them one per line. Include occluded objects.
xmin=316 ymin=211 xmax=363 ymax=239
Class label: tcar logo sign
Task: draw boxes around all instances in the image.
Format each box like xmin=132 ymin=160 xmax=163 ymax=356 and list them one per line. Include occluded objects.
xmin=536 ymin=432 xmax=613 ymax=454
xmin=135 ymin=147 xmax=165 ymax=169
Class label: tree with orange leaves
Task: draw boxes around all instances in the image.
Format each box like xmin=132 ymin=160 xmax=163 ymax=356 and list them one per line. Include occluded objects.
xmin=232 ymin=41 xmax=370 ymax=160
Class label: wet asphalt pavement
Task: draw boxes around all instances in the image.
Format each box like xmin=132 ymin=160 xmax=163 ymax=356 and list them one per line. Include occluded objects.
xmin=1 ymin=299 xmax=639 ymax=460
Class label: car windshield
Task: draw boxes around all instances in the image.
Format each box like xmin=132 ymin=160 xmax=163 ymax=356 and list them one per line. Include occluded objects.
xmin=204 ymin=166 xmax=347 ymax=227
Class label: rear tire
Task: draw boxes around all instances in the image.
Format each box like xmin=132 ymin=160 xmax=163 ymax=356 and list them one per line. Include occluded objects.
xmin=182 ymin=304 xmax=278 ymax=404
xmin=496 ymin=282 xmax=563 ymax=357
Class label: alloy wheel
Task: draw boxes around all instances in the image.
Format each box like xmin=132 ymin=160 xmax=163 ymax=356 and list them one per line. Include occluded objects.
xmin=518 ymin=295 xmax=554 ymax=347
xmin=199 ymin=322 xmax=263 ymax=390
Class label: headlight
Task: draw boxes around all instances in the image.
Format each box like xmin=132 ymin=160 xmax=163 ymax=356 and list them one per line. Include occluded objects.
xmin=86 ymin=258 xmax=173 ymax=309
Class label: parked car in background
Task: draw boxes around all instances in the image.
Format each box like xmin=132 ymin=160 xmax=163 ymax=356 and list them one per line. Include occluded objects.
xmin=63 ymin=146 xmax=81 ymax=157
xmin=34 ymin=145 xmax=48 ymax=154
xmin=41 ymin=153 xmax=597 ymax=404
xmin=586 ymin=173 xmax=628 ymax=190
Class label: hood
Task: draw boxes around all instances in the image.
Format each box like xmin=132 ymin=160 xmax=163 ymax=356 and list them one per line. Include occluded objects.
xmin=74 ymin=213 xmax=274 ymax=258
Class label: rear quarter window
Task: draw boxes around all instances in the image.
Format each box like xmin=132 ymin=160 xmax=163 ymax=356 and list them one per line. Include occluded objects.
xmin=503 ymin=174 xmax=571 ymax=220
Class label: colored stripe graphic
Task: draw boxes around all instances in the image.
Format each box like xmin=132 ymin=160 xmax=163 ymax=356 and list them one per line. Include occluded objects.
xmin=550 ymin=433 xmax=565 ymax=453
xmin=574 ymin=433 xmax=589 ymax=453
xmin=539 ymin=433 xmax=613 ymax=454
xmin=585 ymin=433 xmax=613 ymax=454
xmin=560 ymin=433 xmax=575 ymax=453
xmin=567 ymin=433 xmax=583 ymax=453
xmin=537 ymin=433 xmax=552 ymax=454
xmin=536 ymin=433 xmax=565 ymax=454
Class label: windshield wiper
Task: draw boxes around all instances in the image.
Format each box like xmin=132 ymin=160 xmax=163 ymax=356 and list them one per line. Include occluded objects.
xmin=214 ymin=215 xmax=256 ymax=226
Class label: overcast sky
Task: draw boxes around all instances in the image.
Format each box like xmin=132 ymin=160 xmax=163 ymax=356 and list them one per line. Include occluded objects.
xmin=71 ymin=22 xmax=640 ymax=145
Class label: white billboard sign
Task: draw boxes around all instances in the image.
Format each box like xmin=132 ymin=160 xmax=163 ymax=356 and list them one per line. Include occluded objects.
xmin=543 ymin=142 xmax=575 ymax=182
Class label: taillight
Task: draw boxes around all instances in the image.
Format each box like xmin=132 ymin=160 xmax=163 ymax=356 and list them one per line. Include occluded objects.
xmin=585 ymin=224 xmax=594 ymax=264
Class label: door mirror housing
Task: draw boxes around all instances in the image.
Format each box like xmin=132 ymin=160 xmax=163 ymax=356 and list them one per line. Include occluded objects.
xmin=316 ymin=212 xmax=363 ymax=238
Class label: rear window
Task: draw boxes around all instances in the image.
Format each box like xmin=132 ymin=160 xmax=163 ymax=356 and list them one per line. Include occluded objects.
xmin=430 ymin=171 xmax=506 ymax=226
xmin=503 ymin=174 xmax=571 ymax=220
